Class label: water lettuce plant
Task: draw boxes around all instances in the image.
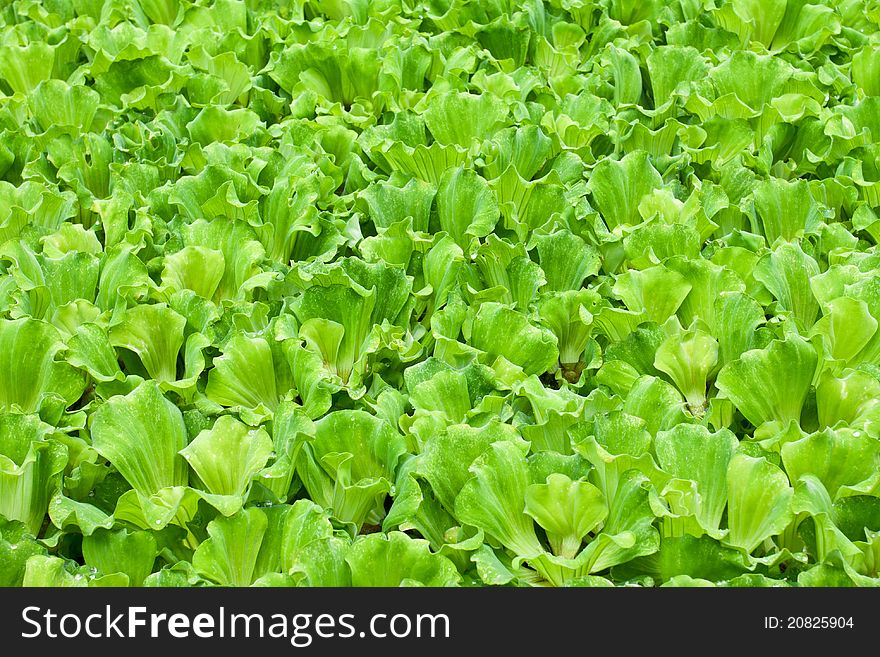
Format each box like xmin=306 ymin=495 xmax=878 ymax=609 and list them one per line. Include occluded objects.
xmin=1 ymin=0 xmax=880 ymax=588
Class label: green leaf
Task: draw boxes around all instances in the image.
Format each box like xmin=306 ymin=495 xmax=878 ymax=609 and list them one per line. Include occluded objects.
xmin=782 ymin=428 xmax=880 ymax=499
xmin=623 ymin=377 xmax=689 ymax=435
xmin=0 ymin=520 xmax=46 ymax=586
xmin=90 ymin=381 xmax=188 ymax=496
xmin=472 ymin=235 xmax=545 ymax=309
xmin=193 ymin=507 xmax=268 ymax=586
xmin=360 ymin=177 xmax=436 ymax=232
xmin=708 ymin=50 xmax=793 ymax=113
xmin=409 ymin=370 xmax=472 ymax=425
xmin=177 ymin=217 xmax=270 ymax=303
xmin=532 ymin=229 xmax=601 ymax=291
xmin=436 ymin=166 xmax=499 ymax=248
xmin=161 ymin=247 xmax=225 ymax=300
xmin=252 ymin=500 xmax=335 ymax=578
xmin=716 ymin=335 xmax=817 ymax=428
xmin=714 ymin=292 xmax=765 ymax=367
xmin=810 ymin=297 xmax=878 ymax=369
xmin=296 ymin=410 xmax=406 ymax=529
xmin=725 ymin=454 xmax=794 ymax=553
xmin=423 ymin=91 xmax=507 ymax=147
xmin=753 ymin=242 xmax=820 ymax=331
xmin=467 ymin=302 xmax=559 ymax=376
xmin=283 ymin=341 xmax=335 ymax=420
xmin=270 ymin=43 xmax=380 ymax=106
xmin=792 ymin=475 xmax=860 ymax=565
xmin=577 ymin=470 xmax=660 ymax=574
xmin=48 ymin=493 xmax=114 ymax=536
xmin=180 ymin=416 xmax=273 ymax=501
xmin=258 ymin=177 xmax=322 ymax=265
xmin=29 ymin=80 xmax=100 ymax=135
xmin=653 ymin=327 xmax=719 ymax=416
xmin=381 ymin=141 xmax=469 ymax=185
xmin=525 ymin=474 xmax=607 ymax=559
xmin=455 ymin=440 xmax=544 ymax=560
xmin=289 ymin=537 xmax=352 ymax=587
xmin=205 ymin=335 xmax=283 ymax=414
xmin=653 ymin=534 xmax=749 ymax=582
xmin=0 ymin=416 xmax=68 ymax=535
xmin=420 ymin=421 xmax=519 ymax=513
xmin=853 ymin=44 xmax=880 ymax=97
xmin=95 ymin=244 xmax=153 ymax=313
xmin=753 ymin=178 xmax=824 ymax=244
xmin=186 ymin=107 xmax=263 ymax=146
xmin=346 ymin=532 xmax=461 ymax=586
xmin=0 ymin=42 xmax=54 ymax=94
xmin=588 ymin=152 xmax=663 ymax=230
xmin=655 ymin=425 xmax=738 ymax=533
xmin=81 ymin=528 xmax=158 ymax=587
xmin=538 ymin=289 xmax=600 ymax=371
xmin=109 ymin=304 xmax=186 ymax=384
xmin=612 ymin=264 xmax=692 ymax=325
xmin=482 ymin=125 xmax=553 ymax=181
xmin=22 ymin=556 xmax=89 ymax=587
xmin=816 ymin=370 xmax=880 ymax=434
xmin=0 ymin=318 xmax=84 ymax=415
xmin=67 ymin=323 xmax=124 ymax=383
xmin=602 ymin=44 xmax=643 ymax=106
xmin=646 ymin=45 xmax=707 ymax=106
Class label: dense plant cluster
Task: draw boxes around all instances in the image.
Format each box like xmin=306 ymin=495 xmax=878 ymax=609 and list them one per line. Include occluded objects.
xmin=2 ymin=0 xmax=880 ymax=587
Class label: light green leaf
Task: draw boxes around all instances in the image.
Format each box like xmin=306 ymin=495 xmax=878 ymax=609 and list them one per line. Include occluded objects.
xmin=455 ymin=440 xmax=544 ymax=560
xmin=588 ymin=152 xmax=663 ymax=230
xmin=646 ymin=45 xmax=707 ymax=106
xmin=716 ymin=335 xmax=817 ymax=428
xmin=436 ymin=166 xmax=499 ymax=248
xmin=346 ymin=532 xmax=461 ymax=586
xmin=90 ymin=380 xmax=188 ymax=496
xmin=0 ymin=520 xmax=46 ymax=586
xmin=0 ymin=42 xmax=54 ymax=94
xmin=577 ymin=470 xmax=660 ymax=574
xmin=816 ymin=370 xmax=880 ymax=435
xmin=810 ymin=297 xmax=878 ymax=370
xmin=193 ymin=507 xmax=268 ymax=586
xmin=360 ymin=177 xmax=436 ymax=232
xmin=419 ymin=421 xmax=520 ymax=514
xmin=423 ymin=91 xmax=507 ymax=147
xmin=0 ymin=416 xmax=68 ymax=535
xmin=613 ymin=264 xmax=692 ymax=325
xmin=82 ymin=528 xmax=158 ymax=587
xmin=538 ymin=289 xmax=600 ymax=371
xmin=525 ymin=474 xmax=607 ymax=559
xmin=252 ymin=500 xmax=335 ymax=578
xmin=532 ymin=229 xmax=601 ymax=291
xmin=109 ymin=304 xmax=186 ymax=384
xmin=296 ymin=410 xmax=406 ymax=529
xmin=725 ymin=454 xmax=794 ymax=553
xmin=782 ymin=428 xmax=880 ymax=500
xmin=0 ymin=318 xmax=85 ymax=415
xmin=180 ymin=415 xmax=273 ymax=500
xmin=467 ymin=302 xmax=559 ymax=376
xmin=161 ymin=246 xmax=225 ymax=300
xmin=753 ymin=241 xmax=820 ymax=331
xmin=205 ymin=335 xmax=283 ymax=414
xmin=655 ymin=425 xmax=739 ymax=532
xmin=654 ymin=327 xmax=719 ymax=416
xmin=714 ymin=292 xmax=765 ymax=367
xmin=753 ymin=177 xmax=824 ymax=244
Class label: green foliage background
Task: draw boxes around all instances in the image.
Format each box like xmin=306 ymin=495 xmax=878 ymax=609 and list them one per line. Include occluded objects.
xmin=1 ymin=0 xmax=880 ymax=587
